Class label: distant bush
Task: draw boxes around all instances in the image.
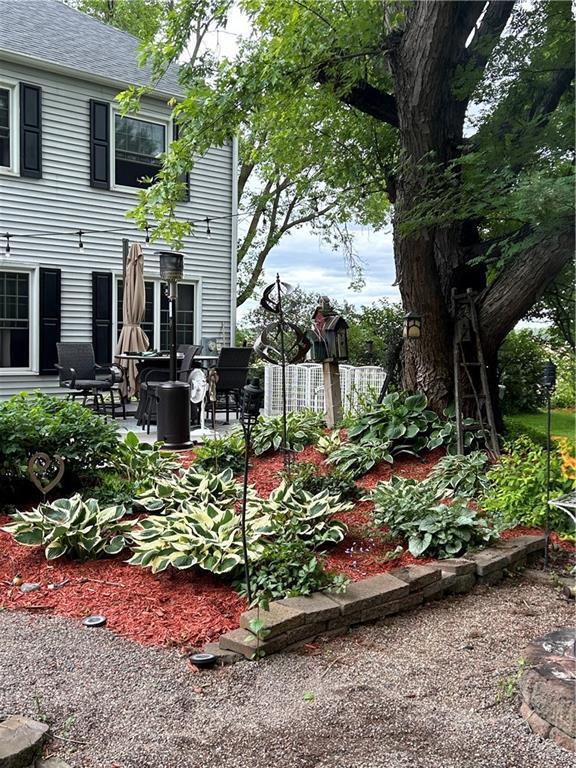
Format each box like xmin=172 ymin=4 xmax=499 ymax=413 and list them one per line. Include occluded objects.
xmin=498 ymin=330 xmax=547 ymax=414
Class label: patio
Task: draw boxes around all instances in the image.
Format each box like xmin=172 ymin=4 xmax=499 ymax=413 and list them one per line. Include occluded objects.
xmin=115 ymin=403 xmax=240 ymax=445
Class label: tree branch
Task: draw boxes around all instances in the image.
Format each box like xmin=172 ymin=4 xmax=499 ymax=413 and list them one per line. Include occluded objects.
xmin=478 ymin=227 xmax=575 ymax=348
xmin=463 ymin=1 xmax=515 ymax=80
xmin=316 ymin=67 xmax=399 ymax=127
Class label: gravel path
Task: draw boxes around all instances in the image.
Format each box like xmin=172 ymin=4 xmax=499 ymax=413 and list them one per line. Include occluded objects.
xmin=0 ymin=578 xmax=573 ymax=768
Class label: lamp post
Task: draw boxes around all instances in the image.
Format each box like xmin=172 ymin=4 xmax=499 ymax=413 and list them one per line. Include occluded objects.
xmin=155 ymin=250 xmax=192 ymax=450
xmin=239 ymin=377 xmax=264 ymax=605
xmin=542 ymin=359 xmax=557 ymax=569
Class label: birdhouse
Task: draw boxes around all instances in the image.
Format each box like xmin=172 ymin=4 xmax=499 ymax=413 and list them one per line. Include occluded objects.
xmin=324 ymin=315 xmax=349 ymax=361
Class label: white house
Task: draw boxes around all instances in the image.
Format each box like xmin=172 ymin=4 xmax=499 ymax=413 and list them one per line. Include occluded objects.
xmin=0 ymin=0 xmax=237 ymax=398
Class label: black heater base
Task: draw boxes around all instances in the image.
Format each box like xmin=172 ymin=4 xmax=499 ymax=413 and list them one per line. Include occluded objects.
xmin=156 ymin=381 xmax=193 ymax=450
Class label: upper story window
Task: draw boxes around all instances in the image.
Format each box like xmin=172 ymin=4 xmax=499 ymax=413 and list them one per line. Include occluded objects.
xmin=114 ymin=115 xmax=165 ymax=189
xmin=0 ymin=88 xmax=10 ymax=168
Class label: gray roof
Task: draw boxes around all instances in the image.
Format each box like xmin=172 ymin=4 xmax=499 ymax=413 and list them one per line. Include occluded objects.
xmin=0 ymin=0 xmax=181 ymax=96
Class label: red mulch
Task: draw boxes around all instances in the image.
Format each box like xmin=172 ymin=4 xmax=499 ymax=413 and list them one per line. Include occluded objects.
xmin=1 ymin=443 xmax=566 ymax=648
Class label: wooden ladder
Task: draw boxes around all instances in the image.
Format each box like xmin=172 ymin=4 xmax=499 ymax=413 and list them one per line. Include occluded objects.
xmin=452 ymin=288 xmax=500 ymax=456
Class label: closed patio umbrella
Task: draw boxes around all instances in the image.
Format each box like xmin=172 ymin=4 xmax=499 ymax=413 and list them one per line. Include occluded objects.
xmin=115 ymin=242 xmax=149 ymax=399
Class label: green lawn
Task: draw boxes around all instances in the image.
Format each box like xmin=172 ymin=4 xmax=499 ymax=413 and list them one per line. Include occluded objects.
xmin=506 ymin=409 xmax=575 ymax=442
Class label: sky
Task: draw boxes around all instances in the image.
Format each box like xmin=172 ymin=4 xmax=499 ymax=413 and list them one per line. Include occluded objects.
xmin=201 ymin=10 xmax=400 ymax=320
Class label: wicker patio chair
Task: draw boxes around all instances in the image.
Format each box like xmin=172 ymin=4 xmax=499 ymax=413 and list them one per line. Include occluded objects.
xmin=55 ymin=342 xmax=125 ymax=419
xmin=210 ymin=347 xmax=253 ymax=426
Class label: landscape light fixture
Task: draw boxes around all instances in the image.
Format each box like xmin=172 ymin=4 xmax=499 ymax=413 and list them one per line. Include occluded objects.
xmin=239 ymin=377 xmax=265 ymax=604
xmin=403 ymin=311 xmax=422 ymax=339
xmin=542 ymin=359 xmax=557 ymax=569
xmin=155 ymin=250 xmax=191 ymax=450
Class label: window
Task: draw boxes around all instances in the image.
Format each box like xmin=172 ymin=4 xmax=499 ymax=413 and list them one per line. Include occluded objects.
xmin=114 ymin=114 xmax=165 ymax=189
xmin=117 ymin=279 xmax=155 ymax=348
xmin=0 ymin=271 xmax=30 ymax=367
xmin=160 ymin=283 xmax=195 ymax=350
xmin=0 ymin=88 xmax=11 ymax=168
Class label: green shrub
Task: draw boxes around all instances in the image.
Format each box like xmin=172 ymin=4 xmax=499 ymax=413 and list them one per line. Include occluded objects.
xmin=0 ymin=393 xmax=119 ymax=501
xmin=285 ymin=461 xmax=359 ymax=500
xmin=499 ymin=329 xmax=547 ymax=414
xmin=551 ymin=350 xmax=575 ymax=409
xmin=127 ymin=500 xmax=271 ymax=575
xmin=267 ymin=481 xmax=349 ymax=548
xmin=235 ymin=538 xmax=348 ymax=607
xmin=2 ymin=494 xmax=133 ymax=560
xmin=426 ymin=451 xmax=490 ymax=498
xmin=83 ymin=473 xmax=137 ymax=508
xmin=193 ymin=430 xmax=245 ymax=474
xmin=481 ymin=436 xmax=573 ymax=533
xmin=252 ymin=409 xmax=325 ymax=455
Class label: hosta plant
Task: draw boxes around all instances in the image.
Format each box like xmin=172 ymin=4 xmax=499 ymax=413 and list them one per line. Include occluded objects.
xmin=317 ymin=430 xmax=343 ymax=455
xmin=267 ymin=481 xmax=350 ymax=547
xmin=426 ymin=451 xmax=491 ymax=498
xmin=112 ymin=431 xmax=180 ymax=484
xmin=252 ymin=409 xmax=325 ymax=455
xmin=235 ymin=537 xmax=349 ymax=608
xmin=346 ymin=391 xmax=439 ymax=456
xmin=128 ymin=500 xmax=271 ymax=575
xmin=2 ymin=494 xmax=133 ymax=560
xmin=372 ymin=476 xmax=496 ymax=558
xmin=136 ymin=467 xmax=257 ymax=513
xmin=427 ymin=406 xmax=488 ymax=453
xmin=326 ymin=439 xmax=393 ymax=478
xmin=284 ymin=461 xmax=359 ymax=500
xmin=193 ymin=430 xmax=245 ymax=474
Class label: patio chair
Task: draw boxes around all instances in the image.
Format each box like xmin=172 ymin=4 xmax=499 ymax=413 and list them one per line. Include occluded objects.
xmin=139 ymin=345 xmax=201 ymax=432
xmin=55 ymin=342 xmax=125 ymax=419
xmin=210 ymin=347 xmax=253 ymax=427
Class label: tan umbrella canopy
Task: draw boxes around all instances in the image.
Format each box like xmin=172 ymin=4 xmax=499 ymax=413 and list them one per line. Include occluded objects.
xmin=115 ymin=242 xmax=149 ymax=399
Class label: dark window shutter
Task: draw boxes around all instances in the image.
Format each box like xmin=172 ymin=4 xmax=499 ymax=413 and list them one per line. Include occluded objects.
xmin=92 ymin=271 xmax=113 ymax=364
xmin=39 ymin=267 xmax=61 ymax=374
xmin=90 ymin=100 xmax=110 ymax=189
xmin=173 ymin=122 xmax=190 ymax=201
xmin=20 ymin=83 xmax=42 ymax=178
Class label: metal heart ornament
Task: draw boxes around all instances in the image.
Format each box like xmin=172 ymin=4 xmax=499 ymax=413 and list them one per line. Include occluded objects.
xmin=28 ymin=452 xmax=65 ymax=495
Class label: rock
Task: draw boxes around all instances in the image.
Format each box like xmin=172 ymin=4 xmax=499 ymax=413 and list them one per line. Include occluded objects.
xmin=520 ymin=702 xmax=551 ymax=739
xmin=327 ymin=573 xmax=409 ymax=616
xmin=240 ymin=602 xmax=303 ymax=639
xmin=36 ymin=759 xmax=73 ymax=768
xmin=19 ymin=583 xmax=40 ymax=593
xmin=0 ymin=715 xmax=49 ymax=768
xmin=390 ymin=564 xmax=441 ymax=592
xmin=550 ymin=727 xmax=575 ymax=752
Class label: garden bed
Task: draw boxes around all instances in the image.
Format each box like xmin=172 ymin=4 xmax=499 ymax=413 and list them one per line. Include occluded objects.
xmin=1 ymin=446 xmax=565 ymax=650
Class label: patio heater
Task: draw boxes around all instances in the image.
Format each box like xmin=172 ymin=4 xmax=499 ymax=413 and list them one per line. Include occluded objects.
xmin=239 ymin=377 xmax=265 ymax=604
xmin=155 ymin=251 xmax=192 ymax=450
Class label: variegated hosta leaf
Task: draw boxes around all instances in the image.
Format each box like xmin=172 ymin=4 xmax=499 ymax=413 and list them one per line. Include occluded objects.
xmin=0 ymin=493 xmax=134 ymax=560
xmin=128 ymin=500 xmax=271 ymax=575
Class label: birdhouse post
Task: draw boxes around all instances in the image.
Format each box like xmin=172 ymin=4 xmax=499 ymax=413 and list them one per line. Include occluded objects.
xmin=311 ymin=297 xmax=349 ymax=428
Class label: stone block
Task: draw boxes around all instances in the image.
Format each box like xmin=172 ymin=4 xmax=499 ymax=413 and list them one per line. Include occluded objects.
xmin=477 ymin=569 xmax=505 ymax=586
xmin=0 ymin=715 xmax=48 ymax=768
xmin=550 ymin=727 xmax=575 ymax=752
xmin=439 ymin=571 xmax=458 ymax=592
xmin=240 ymin=602 xmax=303 ymax=638
xmin=327 ymin=573 xmax=409 ymax=616
xmin=397 ymin=592 xmax=424 ymax=612
xmin=530 ymin=678 xmax=576 ymax=738
xmin=520 ymin=702 xmax=551 ymax=739
xmin=439 ymin=558 xmax=476 ymax=576
xmin=202 ymin=642 xmax=243 ymax=666
xmin=421 ymin=579 xmax=445 ymax=602
xmin=359 ymin=599 xmax=403 ymax=623
xmin=446 ymin=573 xmax=476 ymax=595
xmin=495 ymin=540 xmax=528 ymax=566
xmin=219 ymin=628 xmax=288 ymax=659
xmin=284 ymin=621 xmax=328 ymax=647
xmin=389 ymin=564 xmax=441 ymax=592
xmin=276 ymin=593 xmax=341 ymax=623
xmin=467 ymin=548 xmax=511 ymax=576
xmin=509 ymin=534 xmax=546 ymax=554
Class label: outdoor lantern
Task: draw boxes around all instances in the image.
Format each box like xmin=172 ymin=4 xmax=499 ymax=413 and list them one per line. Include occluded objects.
xmin=323 ymin=315 xmax=350 ymax=361
xmin=241 ymin=377 xmax=264 ymax=423
xmin=542 ymin=360 xmax=557 ymax=392
xmin=158 ymin=250 xmax=184 ymax=283
xmin=403 ymin=311 xmax=422 ymax=339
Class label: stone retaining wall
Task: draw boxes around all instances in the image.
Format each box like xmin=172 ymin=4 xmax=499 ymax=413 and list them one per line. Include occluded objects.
xmin=213 ymin=535 xmax=545 ymax=661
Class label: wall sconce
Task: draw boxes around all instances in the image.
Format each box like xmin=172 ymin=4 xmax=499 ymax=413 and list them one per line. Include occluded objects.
xmin=403 ymin=311 xmax=422 ymax=339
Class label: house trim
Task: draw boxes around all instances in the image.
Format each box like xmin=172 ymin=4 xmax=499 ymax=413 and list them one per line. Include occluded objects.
xmin=0 ymin=76 xmax=20 ymax=176
xmin=0 ymin=261 xmax=39 ymax=374
xmin=230 ymin=135 xmax=238 ymax=344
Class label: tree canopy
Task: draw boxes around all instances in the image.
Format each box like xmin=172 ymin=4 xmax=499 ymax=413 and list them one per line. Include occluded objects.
xmin=117 ymin=0 xmax=574 ymax=411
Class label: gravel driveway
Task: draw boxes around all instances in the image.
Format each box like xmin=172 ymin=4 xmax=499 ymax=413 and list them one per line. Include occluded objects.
xmin=0 ymin=578 xmax=573 ymax=768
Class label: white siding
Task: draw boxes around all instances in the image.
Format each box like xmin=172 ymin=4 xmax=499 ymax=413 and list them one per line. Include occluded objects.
xmin=0 ymin=59 xmax=235 ymax=398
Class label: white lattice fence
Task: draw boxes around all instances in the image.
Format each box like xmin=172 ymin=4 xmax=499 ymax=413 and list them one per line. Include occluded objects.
xmin=263 ymin=363 xmax=386 ymax=416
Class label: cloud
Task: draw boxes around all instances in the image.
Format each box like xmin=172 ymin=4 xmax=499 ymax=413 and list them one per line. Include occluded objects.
xmin=237 ymin=224 xmax=399 ymax=320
